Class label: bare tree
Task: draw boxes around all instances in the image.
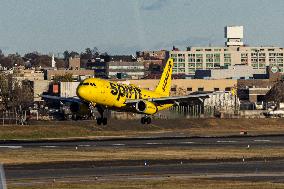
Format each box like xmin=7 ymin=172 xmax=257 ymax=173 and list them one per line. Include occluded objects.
xmin=0 ymin=74 xmax=33 ymax=111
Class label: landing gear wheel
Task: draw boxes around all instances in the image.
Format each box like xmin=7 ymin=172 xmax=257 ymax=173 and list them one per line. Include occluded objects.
xmin=102 ymin=117 xmax=107 ymax=125
xmin=141 ymin=117 xmax=146 ymax=124
xmin=141 ymin=117 xmax=151 ymax=124
xmin=146 ymin=117 xmax=151 ymax=124
xmin=97 ymin=118 xmax=102 ymax=125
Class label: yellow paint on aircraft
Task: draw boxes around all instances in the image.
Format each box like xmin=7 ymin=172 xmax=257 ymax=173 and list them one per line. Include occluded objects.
xmin=76 ymin=58 xmax=174 ymax=115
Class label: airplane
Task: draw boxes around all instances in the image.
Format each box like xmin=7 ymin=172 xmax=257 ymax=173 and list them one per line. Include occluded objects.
xmin=42 ymin=58 xmax=210 ymax=125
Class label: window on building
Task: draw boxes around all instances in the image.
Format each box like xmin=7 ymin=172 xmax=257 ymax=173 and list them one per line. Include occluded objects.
xmin=196 ymin=63 xmax=202 ymax=68
xmin=187 ymin=87 xmax=192 ymax=91
xmin=188 ymin=58 xmax=195 ymax=62
xmin=196 ymin=58 xmax=203 ymax=63
xmin=225 ymin=87 xmax=231 ymax=91
xmin=198 ymin=87 xmax=204 ymax=92
xmin=188 ymin=63 xmax=195 ymax=68
xmin=179 ymin=63 xmax=185 ymax=67
xmin=214 ymin=88 xmax=219 ymax=91
xmin=171 ymin=88 xmax=176 ymax=91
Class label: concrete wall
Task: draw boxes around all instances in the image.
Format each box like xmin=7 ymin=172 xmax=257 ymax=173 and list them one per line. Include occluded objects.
xmin=60 ymin=82 xmax=80 ymax=98
xmin=33 ymin=80 xmax=50 ymax=101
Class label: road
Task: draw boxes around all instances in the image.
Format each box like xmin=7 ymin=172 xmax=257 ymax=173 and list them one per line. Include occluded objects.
xmin=0 ymin=135 xmax=283 ymax=149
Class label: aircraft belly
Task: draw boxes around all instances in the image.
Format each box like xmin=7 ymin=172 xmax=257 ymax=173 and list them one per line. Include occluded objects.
xmin=157 ymin=104 xmax=173 ymax=111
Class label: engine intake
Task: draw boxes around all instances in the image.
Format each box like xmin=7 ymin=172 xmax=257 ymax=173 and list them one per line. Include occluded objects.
xmin=136 ymin=100 xmax=157 ymax=115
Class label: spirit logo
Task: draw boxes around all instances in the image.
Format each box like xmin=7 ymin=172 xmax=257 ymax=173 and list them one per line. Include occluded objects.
xmin=110 ymin=83 xmax=142 ymax=101
xmin=162 ymin=62 xmax=172 ymax=92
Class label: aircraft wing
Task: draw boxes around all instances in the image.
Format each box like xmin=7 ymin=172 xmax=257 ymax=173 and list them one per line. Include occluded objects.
xmin=125 ymin=93 xmax=211 ymax=106
xmin=40 ymin=94 xmax=84 ymax=104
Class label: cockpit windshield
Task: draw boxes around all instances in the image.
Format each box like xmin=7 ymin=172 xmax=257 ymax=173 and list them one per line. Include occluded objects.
xmin=79 ymin=82 xmax=96 ymax=86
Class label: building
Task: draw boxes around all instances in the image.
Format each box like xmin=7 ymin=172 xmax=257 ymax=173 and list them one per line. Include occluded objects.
xmin=225 ymin=26 xmax=244 ymax=47
xmin=127 ymin=79 xmax=237 ymax=96
xmin=195 ymin=65 xmax=267 ymax=79
xmin=237 ymin=79 xmax=274 ymax=103
xmin=44 ymin=69 xmax=94 ymax=81
xmin=85 ymin=58 xmax=108 ymax=78
xmin=68 ymin=57 xmax=80 ymax=70
xmin=107 ymin=61 xmax=145 ymax=79
xmin=13 ymin=69 xmax=44 ymax=81
xmin=136 ymin=50 xmax=167 ymax=61
xmin=109 ymin=55 xmax=136 ymax=62
xmin=170 ymin=26 xmax=284 ymax=76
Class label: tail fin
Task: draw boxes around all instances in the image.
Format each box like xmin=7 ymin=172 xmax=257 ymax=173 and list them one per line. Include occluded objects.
xmin=155 ymin=58 xmax=173 ymax=96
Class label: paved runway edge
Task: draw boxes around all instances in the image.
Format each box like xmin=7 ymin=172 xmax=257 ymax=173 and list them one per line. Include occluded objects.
xmin=2 ymin=133 xmax=284 ymax=144
xmin=4 ymin=157 xmax=284 ymax=168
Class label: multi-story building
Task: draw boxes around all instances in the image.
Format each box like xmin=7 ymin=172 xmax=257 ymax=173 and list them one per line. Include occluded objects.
xmin=107 ymin=61 xmax=144 ymax=79
xmin=136 ymin=50 xmax=167 ymax=61
xmin=170 ymin=46 xmax=284 ymax=76
xmin=170 ymin=26 xmax=284 ymax=76
xmin=68 ymin=57 xmax=80 ymax=70
xmin=44 ymin=69 xmax=94 ymax=81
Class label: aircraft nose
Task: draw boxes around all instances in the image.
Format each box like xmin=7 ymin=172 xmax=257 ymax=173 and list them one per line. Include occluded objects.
xmin=77 ymin=86 xmax=87 ymax=100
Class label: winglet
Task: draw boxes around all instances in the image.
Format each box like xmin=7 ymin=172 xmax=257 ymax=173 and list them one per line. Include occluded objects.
xmin=155 ymin=58 xmax=173 ymax=97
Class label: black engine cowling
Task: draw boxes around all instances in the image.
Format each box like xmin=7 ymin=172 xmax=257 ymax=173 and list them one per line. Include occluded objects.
xmin=136 ymin=100 xmax=158 ymax=115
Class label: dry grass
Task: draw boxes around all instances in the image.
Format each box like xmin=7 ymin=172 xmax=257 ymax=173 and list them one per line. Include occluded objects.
xmin=0 ymin=146 xmax=283 ymax=165
xmin=8 ymin=178 xmax=284 ymax=189
xmin=0 ymin=118 xmax=283 ymax=140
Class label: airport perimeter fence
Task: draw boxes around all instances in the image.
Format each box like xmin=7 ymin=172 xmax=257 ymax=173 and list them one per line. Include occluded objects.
xmin=0 ymin=110 xmax=28 ymax=125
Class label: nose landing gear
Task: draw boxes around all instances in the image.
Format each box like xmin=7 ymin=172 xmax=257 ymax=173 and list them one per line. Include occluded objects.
xmin=141 ymin=116 xmax=151 ymax=124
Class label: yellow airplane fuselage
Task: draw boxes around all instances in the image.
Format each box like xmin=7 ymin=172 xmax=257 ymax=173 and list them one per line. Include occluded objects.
xmin=76 ymin=78 xmax=172 ymax=114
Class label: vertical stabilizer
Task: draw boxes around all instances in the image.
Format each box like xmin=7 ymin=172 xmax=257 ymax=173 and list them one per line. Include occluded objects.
xmin=155 ymin=58 xmax=173 ymax=96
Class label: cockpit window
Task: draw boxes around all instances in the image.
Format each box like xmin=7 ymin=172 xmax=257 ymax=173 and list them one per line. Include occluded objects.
xmin=90 ymin=83 xmax=96 ymax=86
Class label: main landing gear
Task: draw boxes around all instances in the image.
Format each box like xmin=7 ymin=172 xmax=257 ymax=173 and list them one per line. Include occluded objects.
xmin=141 ymin=116 xmax=151 ymax=124
xmin=97 ymin=117 xmax=107 ymax=125
xmin=96 ymin=106 xmax=107 ymax=125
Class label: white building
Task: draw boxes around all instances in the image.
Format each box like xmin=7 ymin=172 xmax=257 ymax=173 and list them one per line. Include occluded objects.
xmin=170 ymin=26 xmax=284 ymax=76
xmin=107 ymin=61 xmax=145 ymax=79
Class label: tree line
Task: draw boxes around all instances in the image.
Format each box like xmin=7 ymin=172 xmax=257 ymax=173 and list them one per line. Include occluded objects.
xmin=0 ymin=47 xmax=108 ymax=69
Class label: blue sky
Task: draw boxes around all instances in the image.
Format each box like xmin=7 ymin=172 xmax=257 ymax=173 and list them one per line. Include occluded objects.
xmin=0 ymin=0 xmax=284 ymax=55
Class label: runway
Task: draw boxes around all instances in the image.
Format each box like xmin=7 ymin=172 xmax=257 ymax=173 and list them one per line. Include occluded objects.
xmin=4 ymin=160 xmax=284 ymax=183
xmin=0 ymin=135 xmax=284 ymax=149
xmin=2 ymin=135 xmax=284 ymax=185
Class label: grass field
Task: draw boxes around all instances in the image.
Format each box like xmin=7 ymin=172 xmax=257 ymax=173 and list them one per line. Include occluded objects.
xmin=0 ymin=118 xmax=283 ymax=140
xmin=0 ymin=146 xmax=283 ymax=165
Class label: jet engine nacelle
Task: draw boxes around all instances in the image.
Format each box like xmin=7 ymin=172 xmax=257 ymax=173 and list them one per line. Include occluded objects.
xmin=136 ymin=100 xmax=158 ymax=115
